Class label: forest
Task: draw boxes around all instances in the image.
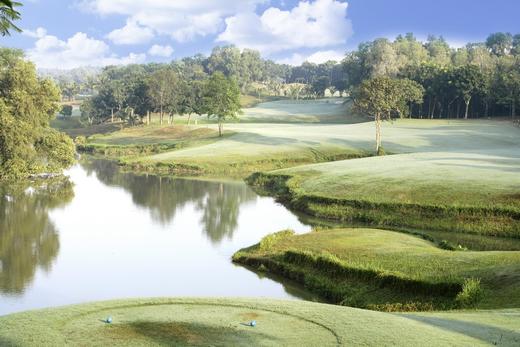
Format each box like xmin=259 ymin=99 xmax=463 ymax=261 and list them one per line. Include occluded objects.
xmin=66 ymin=32 xmax=520 ymax=127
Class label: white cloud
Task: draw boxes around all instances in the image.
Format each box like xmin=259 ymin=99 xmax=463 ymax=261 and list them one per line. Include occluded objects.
xmin=278 ymin=49 xmax=345 ymax=66
xmin=218 ymin=0 xmax=353 ymax=54
xmin=148 ymin=44 xmax=174 ymax=57
xmin=81 ymin=0 xmax=266 ymax=42
xmin=106 ymin=20 xmax=154 ymax=45
xmin=26 ymin=31 xmax=146 ymax=69
xmin=22 ymin=27 xmax=47 ymax=38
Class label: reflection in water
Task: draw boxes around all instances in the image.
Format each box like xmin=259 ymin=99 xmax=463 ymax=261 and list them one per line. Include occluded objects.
xmin=81 ymin=160 xmax=257 ymax=243
xmin=1 ymin=160 xmax=315 ymax=316
xmin=0 ymin=178 xmax=73 ymax=295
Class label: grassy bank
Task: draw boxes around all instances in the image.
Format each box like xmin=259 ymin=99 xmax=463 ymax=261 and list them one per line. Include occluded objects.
xmin=79 ymin=125 xmax=224 ymax=158
xmin=233 ymin=228 xmax=520 ymax=311
xmin=0 ymin=298 xmax=518 ymax=346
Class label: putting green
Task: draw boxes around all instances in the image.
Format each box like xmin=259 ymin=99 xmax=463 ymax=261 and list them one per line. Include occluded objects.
xmin=0 ymin=298 xmax=518 ymax=346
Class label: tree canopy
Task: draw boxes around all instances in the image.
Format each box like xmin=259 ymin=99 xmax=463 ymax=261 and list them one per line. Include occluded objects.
xmin=0 ymin=48 xmax=75 ymax=179
xmin=0 ymin=0 xmax=21 ymax=36
xmin=204 ymin=72 xmax=242 ymax=137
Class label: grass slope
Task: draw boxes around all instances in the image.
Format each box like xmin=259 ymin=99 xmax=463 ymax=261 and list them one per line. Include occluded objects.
xmin=240 ymin=98 xmax=360 ymax=123
xmin=233 ymin=228 xmax=520 ymax=311
xmin=0 ymin=298 xmax=518 ymax=346
xmin=118 ymin=118 xmax=520 ymax=179
xmin=245 ymin=119 xmax=520 ymax=235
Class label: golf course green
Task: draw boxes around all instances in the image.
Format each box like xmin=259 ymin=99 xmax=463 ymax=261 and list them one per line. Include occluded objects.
xmin=39 ymin=98 xmax=520 ymax=345
xmin=0 ymin=298 xmax=518 ymax=346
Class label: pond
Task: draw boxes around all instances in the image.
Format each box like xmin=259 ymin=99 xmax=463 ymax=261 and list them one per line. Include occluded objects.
xmin=0 ymin=160 xmax=319 ymax=316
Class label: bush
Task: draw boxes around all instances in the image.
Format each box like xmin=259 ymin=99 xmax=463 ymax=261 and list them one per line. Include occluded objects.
xmin=456 ymin=278 xmax=484 ymax=308
xmin=74 ymin=136 xmax=87 ymax=146
xmin=61 ymin=105 xmax=73 ymax=117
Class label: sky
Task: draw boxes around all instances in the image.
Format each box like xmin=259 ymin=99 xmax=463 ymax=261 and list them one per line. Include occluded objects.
xmin=2 ymin=0 xmax=520 ymax=70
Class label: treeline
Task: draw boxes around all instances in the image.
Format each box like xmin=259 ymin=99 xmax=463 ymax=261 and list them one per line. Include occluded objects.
xmin=345 ymin=33 xmax=520 ymax=119
xmin=82 ymin=68 xmax=241 ymax=136
xmin=80 ymin=46 xmax=343 ymax=126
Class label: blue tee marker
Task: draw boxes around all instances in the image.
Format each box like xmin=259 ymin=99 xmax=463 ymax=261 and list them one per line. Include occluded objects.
xmin=250 ymin=320 xmax=256 ymax=327
xmin=105 ymin=316 xmax=113 ymax=324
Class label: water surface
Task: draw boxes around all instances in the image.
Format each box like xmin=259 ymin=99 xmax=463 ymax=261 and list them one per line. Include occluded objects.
xmin=0 ymin=160 xmax=316 ymax=315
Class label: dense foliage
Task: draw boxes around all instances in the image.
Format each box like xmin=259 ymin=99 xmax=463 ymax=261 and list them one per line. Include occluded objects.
xmin=346 ymin=33 xmax=520 ymax=119
xmin=0 ymin=0 xmax=21 ymax=36
xmin=0 ymin=48 xmax=75 ymax=179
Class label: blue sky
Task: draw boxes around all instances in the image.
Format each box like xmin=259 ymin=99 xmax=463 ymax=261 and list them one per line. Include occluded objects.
xmin=3 ymin=0 xmax=519 ymax=69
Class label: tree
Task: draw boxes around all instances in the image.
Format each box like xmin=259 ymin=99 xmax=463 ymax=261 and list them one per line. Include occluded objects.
xmin=178 ymin=78 xmax=207 ymax=125
xmin=494 ymin=56 xmax=520 ymax=119
xmin=311 ymin=76 xmax=331 ymax=97
xmin=147 ymin=67 xmax=179 ymax=125
xmin=61 ymin=105 xmax=73 ymax=117
xmin=452 ymin=65 xmax=485 ymax=119
xmin=486 ymin=32 xmax=513 ymax=56
xmin=0 ymin=49 xmax=75 ymax=179
xmin=204 ymin=72 xmax=241 ymax=137
xmin=394 ymin=79 xmax=424 ymax=118
xmin=353 ymin=77 xmax=423 ymax=154
xmin=0 ymin=0 xmax=21 ymax=36
xmin=425 ymin=35 xmax=452 ymax=66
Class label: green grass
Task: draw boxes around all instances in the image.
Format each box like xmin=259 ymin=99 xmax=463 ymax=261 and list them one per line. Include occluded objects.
xmin=239 ymin=98 xmax=360 ymax=123
xmin=0 ymin=298 xmax=518 ymax=346
xmin=78 ymin=125 xmax=225 ymax=159
xmin=51 ymin=117 xmax=123 ymax=138
xmin=233 ymin=228 xmax=520 ymax=311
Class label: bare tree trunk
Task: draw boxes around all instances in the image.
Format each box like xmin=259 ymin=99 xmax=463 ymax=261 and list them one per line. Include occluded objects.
xmin=187 ymin=113 xmax=192 ymax=125
xmin=512 ymin=100 xmax=516 ymax=120
xmin=147 ymin=111 xmax=150 ymax=125
xmin=160 ymin=105 xmax=163 ymax=125
xmin=464 ymin=98 xmax=470 ymax=119
xmin=111 ymin=108 xmax=114 ymax=123
xmin=218 ymin=121 xmax=223 ymax=137
xmin=375 ymin=113 xmax=382 ymax=154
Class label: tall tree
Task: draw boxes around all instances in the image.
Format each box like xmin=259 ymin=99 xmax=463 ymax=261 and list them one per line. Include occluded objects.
xmin=452 ymin=65 xmax=485 ymax=119
xmin=204 ymin=72 xmax=241 ymax=137
xmin=353 ymin=77 xmax=423 ymax=154
xmin=486 ymin=32 xmax=513 ymax=56
xmin=0 ymin=49 xmax=75 ymax=179
xmin=147 ymin=67 xmax=179 ymax=125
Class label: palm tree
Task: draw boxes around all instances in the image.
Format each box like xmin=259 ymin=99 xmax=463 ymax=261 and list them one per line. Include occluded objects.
xmin=1 ymin=0 xmax=22 ymax=37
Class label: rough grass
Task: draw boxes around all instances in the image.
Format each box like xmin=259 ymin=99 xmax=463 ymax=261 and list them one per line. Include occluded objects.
xmin=233 ymin=228 xmax=520 ymax=311
xmin=88 ymin=125 xmax=219 ymax=146
xmin=52 ymin=118 xmax=123 ymax=138
xmin=0 ymin=298 xmax=518 ymax=346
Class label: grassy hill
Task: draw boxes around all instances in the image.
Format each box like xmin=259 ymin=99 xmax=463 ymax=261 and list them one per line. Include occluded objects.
xmin=0 ymin=298 xmax=518 ymax=346
xmin=233 ymin=228 xmax=520 ymax=311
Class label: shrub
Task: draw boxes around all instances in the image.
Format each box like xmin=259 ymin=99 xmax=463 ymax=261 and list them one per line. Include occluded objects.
xmin=456 ymin=278 xmax=484 ymax=308
xmin=74 ymin=136 xmax=87 ymax=146
xmin=61 ymin=105 xmax=73 ymax=117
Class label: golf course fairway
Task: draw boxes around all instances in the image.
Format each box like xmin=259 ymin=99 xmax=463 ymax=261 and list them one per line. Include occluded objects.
xmin=0 ymin=298 xmax=518 ymax=346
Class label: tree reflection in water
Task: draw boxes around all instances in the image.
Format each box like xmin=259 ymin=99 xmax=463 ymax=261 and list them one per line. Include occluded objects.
xmin=0 ymin=178 xmax=74 ymax=295
xmin=82 ymin=160 xmax=257 ymax=244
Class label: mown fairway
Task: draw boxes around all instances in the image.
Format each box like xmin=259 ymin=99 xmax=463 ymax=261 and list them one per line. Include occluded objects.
xmin=239 ymin=98 xmax=361 ymax=123
xmin=233 ymin=228 xmax=520 ymax=310
xmin=0 ymin=298 xmax=518 ymax=346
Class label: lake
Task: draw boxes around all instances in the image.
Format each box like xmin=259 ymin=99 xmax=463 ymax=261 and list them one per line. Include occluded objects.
xmin=0 ymin=160 xmax=318 ymax=316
